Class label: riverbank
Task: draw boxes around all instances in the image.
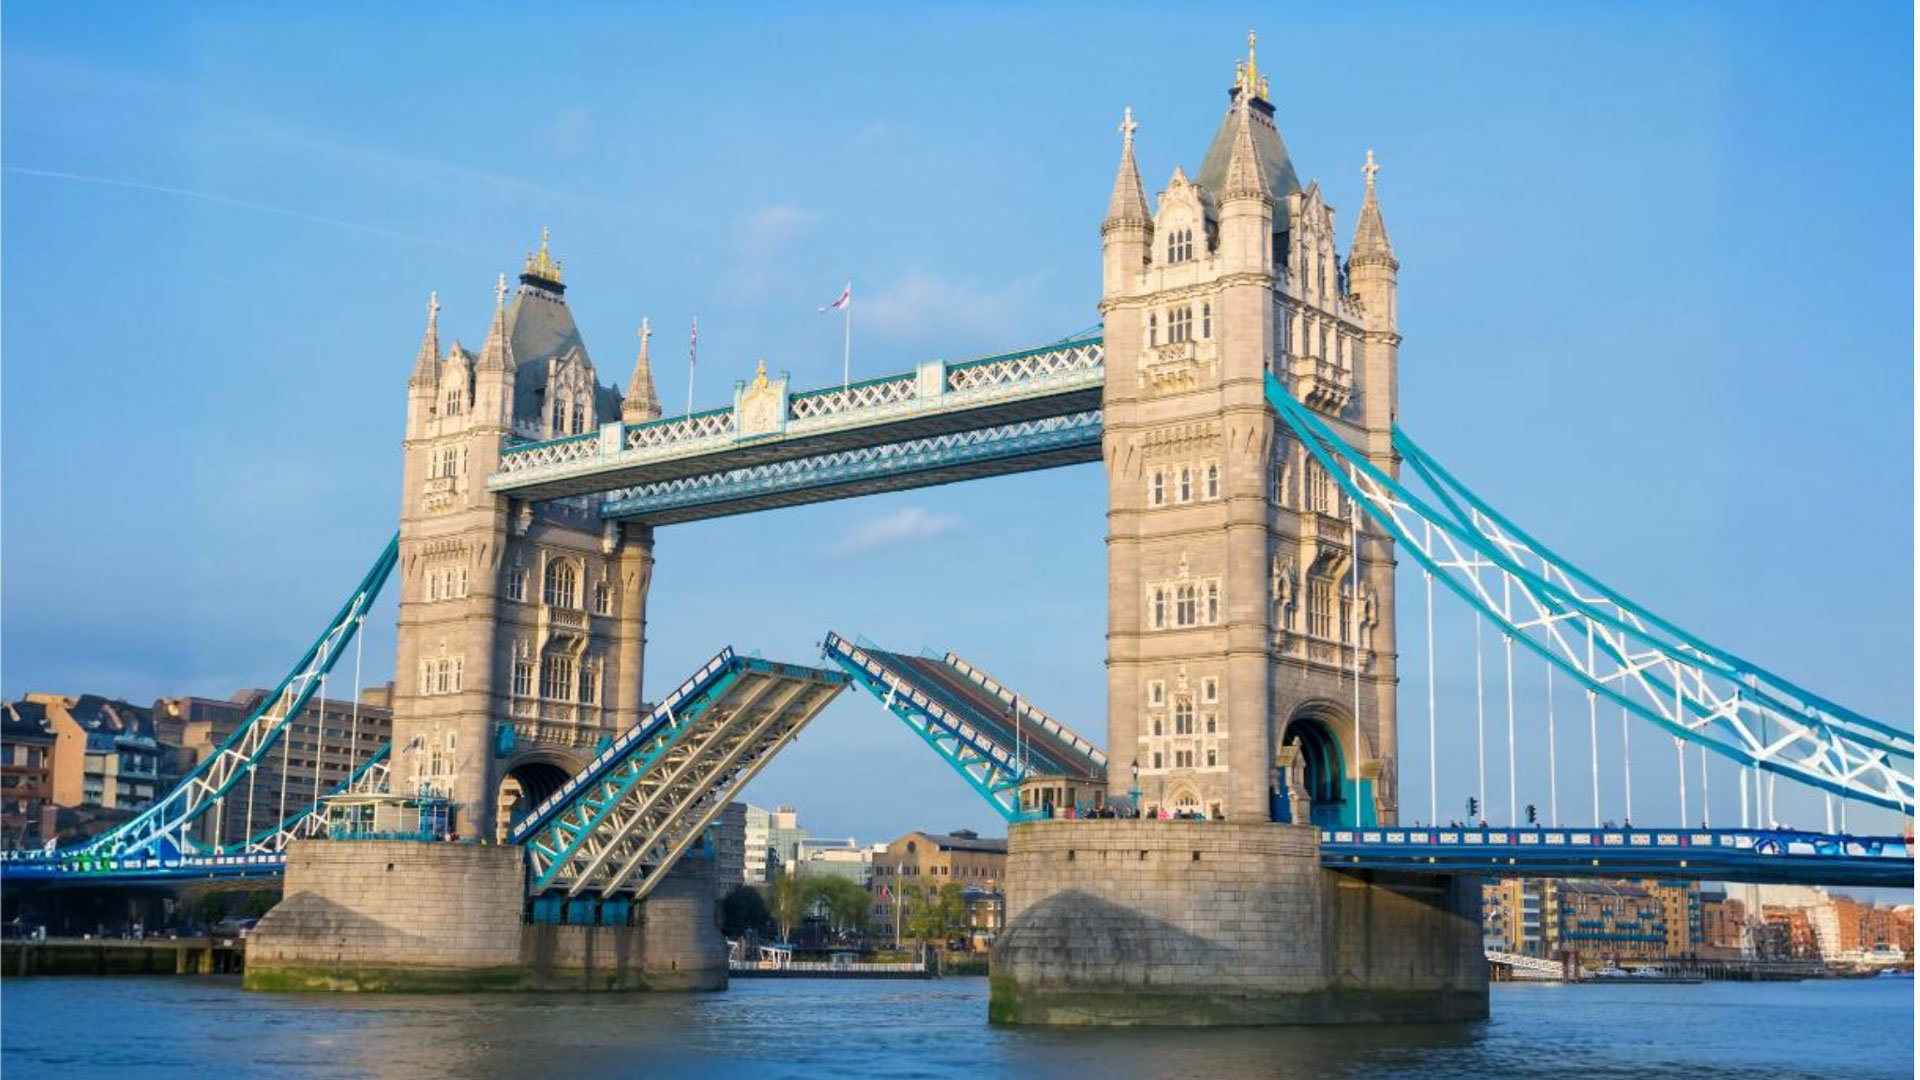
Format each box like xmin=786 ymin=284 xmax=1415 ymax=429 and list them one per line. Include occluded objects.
xmin=2 ymin=937 xmax=243 ymax=976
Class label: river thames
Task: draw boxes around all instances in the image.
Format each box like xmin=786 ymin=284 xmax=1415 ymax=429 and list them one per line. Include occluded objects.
xmin=1 ymin=975 xmax=1911 ymax=1079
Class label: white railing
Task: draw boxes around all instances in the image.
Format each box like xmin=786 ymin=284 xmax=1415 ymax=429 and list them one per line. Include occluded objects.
xmin=491 ymin=337 xmax=1104 ymax=488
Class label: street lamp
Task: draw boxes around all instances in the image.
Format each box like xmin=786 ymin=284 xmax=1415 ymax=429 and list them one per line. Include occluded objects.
xmin=1129 ymin=759 xmax=1141 ymax=817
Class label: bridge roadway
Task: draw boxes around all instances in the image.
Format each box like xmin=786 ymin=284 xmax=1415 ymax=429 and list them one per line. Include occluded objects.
xmin=12 ymin=824 xmax=1907 ymax=890
xmin=486 ymin=335 xmax=1104 ymax=522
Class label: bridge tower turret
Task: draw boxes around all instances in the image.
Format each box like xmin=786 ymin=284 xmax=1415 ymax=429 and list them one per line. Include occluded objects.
xmin=390 ymin=235 xmax=657 ymax=841
xmin=1099 ymin=36 xmax=1400 ymax=828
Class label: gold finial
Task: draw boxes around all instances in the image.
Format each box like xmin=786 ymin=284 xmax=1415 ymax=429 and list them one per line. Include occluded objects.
xmin=522 ymin=225 xmax=564 ymax=284
xmin=752 ymin=358 xmax=769 ymax=389
xmin=1363 ymin=149 xmax=1380 ymax=189
xmin=1119 ymin=106 xmax=1138 ymax=149
xmin=1238 ymin=29 xmax=1260 ymax=99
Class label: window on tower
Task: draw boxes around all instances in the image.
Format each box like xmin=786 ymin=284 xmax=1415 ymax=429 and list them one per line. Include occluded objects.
xmin=1174 ymin=699 xmax=1194 ymax=735
xmin=1201 ymin=302 xmax=1212 ymax=339
xmin=1169 ymin=305 xmax=1192 ymax=343
xmin=593 ymin=580 xmax=613 ymax=616
xmin=1148 ymin=313 xmax=1158 ymax=346
xmin=1204 ymin=461 xmax=1220 ymax=499
xmin=541 ymin=655 xmax=575 ymax=701
xmin=1168 ymin=228 xmax=1194 ymax=263
xmin=1149 ymin=469 xmax=1166 ymax=507
xmin=543 ymin=559 xmax=579 ymax=609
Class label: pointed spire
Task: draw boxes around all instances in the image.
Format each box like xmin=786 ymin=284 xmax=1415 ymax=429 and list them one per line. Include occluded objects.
xmin=1221 ymin=95 xmax=1269 ymax=203
xmin=1103 ymin=106 xmax=1151 ymax=228
xmin=1351 ymin=149 xmax=1396 ymax=264
xmin=408 ymin=291 xmax=441 ymax=387
xmin=1235 ymin=29 xmax=1269 ymax=103
xmin=623 ymin=317 xmax=662 ymax=423
xmin=476 ymin=273 xmax=515 ymax=372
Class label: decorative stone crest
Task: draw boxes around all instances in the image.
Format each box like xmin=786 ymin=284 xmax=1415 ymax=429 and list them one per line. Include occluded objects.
xmin=736 ymin=360 xmax=787 ymax=438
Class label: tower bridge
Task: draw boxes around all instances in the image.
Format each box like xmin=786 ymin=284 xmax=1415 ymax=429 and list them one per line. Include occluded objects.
xmin=4 ymin=33 xmax=1910 ymax=1023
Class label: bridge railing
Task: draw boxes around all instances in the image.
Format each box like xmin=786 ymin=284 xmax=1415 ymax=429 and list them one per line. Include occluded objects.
xmin=490 ymin=336 xmax=1103 ymax=489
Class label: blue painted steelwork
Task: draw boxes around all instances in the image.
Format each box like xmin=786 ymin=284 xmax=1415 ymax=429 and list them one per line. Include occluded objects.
xmin=2 ymin=743 xmax=394 ymax=884
xmin=599 ymin=411 xmax=1101 ymax=523
xmin=823 ymin=632 xmax=1105 ymax=821
xmin=509 ymin=648 xmax=742 ymax=847
xmin=519 ymin=650 xmax=848 ymax=899
xmin=1264 ymin=373 xmax=1915 ymax=814
xmin=1318 ymin=826 xmax=1914 ymax=888
xmin=19 ymin=536 xmax=401 ymax=872
xmin=489 ymin=335 xmax=1104 ymax=506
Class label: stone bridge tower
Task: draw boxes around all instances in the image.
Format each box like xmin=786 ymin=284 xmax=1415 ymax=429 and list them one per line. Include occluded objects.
xmin=391 ymin=234 xmax=661 ymax=840
xmin=1100 ymin=35 xmax=1402 ymax=827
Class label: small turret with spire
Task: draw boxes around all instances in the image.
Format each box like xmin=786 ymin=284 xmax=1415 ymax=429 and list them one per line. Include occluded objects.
xmin=1105 ymin=106 xmax=1151 ymax=231
xmin=408 ymin=291 xmax=441 ymax=388
xmin=622 ymin=317 xmax=662 ymax=424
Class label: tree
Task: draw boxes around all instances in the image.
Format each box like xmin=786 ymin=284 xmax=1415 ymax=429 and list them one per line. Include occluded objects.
xmin=904 ymin=882 xmax=967 ymax=945
xmin=769 ymin=872 xmax=806 ymax=943
xmin=800 ymin=875 xmax=871 ymax=938
xmin=720 ymin=884 xmax=774 ymax=938
xmin=242 ymin=890 xmax=281 ymax=919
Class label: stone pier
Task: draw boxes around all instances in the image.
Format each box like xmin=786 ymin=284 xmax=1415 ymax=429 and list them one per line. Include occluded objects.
xmin=243 ymin=839 xmax=726 ymax=992
xmin=989 ymin=820 xmax=1487 ymax=1025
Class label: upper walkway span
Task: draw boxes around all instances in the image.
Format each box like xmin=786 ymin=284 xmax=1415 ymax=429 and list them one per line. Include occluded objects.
xmin=487 ymin=336 xmax=1103 ymax=522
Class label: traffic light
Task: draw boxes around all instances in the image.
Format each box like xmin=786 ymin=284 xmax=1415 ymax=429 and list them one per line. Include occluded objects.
xmin=1526 ymin=804 xmax=1538 ymax=825
xmin=1467 ymin=796 xmax=1479 ymax=820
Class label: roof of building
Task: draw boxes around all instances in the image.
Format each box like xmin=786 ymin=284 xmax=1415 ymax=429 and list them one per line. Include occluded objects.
xmin=1 ymin=700 xmax=55 ymax=744
xmin=1193 ymin=91 xmax=1301 ymax=218
xmin=924 ymin=831 xmax=1007 ymax=855
xmin=505 ymin=281 xmax=622 ymax=427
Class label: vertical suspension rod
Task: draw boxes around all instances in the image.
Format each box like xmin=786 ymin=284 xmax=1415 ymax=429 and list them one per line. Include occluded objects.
xmin=1424 ymin=522 xmax=1437 ymax=826
xmin=1546 ymin=664 xmax=1559 ymax=827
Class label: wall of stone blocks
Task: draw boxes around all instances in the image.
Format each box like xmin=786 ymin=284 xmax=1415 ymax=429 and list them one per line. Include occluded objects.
xmin=244 ymin=839 xmax=727 ymax=992
xmin=992 ymin=820 xmax=1487 ymax=1024
xmin=247 ymin=839 xmax=527 ymax=984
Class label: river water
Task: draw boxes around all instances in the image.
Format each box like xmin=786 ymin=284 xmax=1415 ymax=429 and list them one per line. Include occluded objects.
xmin=2 ymin=976 xmax=1911 ymax=1079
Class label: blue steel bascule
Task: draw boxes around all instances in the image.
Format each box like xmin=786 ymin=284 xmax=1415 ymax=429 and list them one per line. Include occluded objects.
xmin=5 ymin=338 xmax=1910 ymax=891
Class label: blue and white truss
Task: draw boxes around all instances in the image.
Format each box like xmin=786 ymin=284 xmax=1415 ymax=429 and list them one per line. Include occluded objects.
xmin=1265 ymin=373 xmax=1914 ymax=814
xmin=599 ymin=411 xmax=1102 ymax=523
xmin=518 ymin=650 xmax=847 ymax=900
xmin=67 ymin=534 xmax=401 ymax=863
xmin=822 ymin=633 xmax=1106 ymax=821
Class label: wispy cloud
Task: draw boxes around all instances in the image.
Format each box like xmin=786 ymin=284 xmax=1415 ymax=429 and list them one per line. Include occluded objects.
xmin=831 ymin=507 xmax=960 ymax=556
xmin=859 ymin=269 xmax=1049 ymax=342
xmin=729 ymin=204 xmax=820 ymax=297
xmin=2 ymin=166 xmax=484 ymax=255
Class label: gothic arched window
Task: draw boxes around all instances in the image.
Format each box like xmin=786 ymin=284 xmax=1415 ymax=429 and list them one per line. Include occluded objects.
xmin=1174 ymin=699 xmax=1195 ymax=735
xmin=543 ymin=559 xmax=579 ymax=609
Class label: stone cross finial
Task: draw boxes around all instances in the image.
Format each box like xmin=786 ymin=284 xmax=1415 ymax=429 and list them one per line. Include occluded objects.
xmin=1119 ymin=106 xmax=1137 ymax=148
xmin=428 ymin=290 xmax=439 ymax=328
xmin=639 ymin=317 xmax=652 ymax=351
xmin=495 ymin=273 xmax=508 ymax=307
xmin=1363 ymin=149 xmax=1380 ymax=188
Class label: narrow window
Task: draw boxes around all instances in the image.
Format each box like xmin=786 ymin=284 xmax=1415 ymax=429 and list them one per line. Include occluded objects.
xmin=1176 ymin=584 xmax=1197 ymax=627
xmin=506 ymin=567 xmax=527 ymax=602
xmin=1149 ymin=313 xmax=1158 ymax=346
xmin=1150 ymin=470 xmax=1166 ymax=507
xmin=593 ymin=580 xmax=612 ymax=616
xmin=1206 ymin=580 xmax=1220 ymax=624
xmin=1178 ymin=466 xmax=1192 ymax=503
xmin=580 ymin=663 xmax=598 ymax=705
xmin=1205 ymin=462 xmax=1220 ymax=499
xmin=1152 ymin=587 xmax=1167 ymax=629
xmin=1201 ymin=302 xmax=1212 ymax=339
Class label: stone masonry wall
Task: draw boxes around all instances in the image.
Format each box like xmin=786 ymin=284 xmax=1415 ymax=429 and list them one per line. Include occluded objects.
xmin=245 ymin=839 xmax=726 ymax=992
xmin=247 ymin=839 xmax=525 ymax=990
xmin=991 ymin=820 xmax=1486 ymax=1025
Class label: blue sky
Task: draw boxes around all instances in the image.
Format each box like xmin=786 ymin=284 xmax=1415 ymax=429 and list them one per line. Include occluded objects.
xmin=2 ymin=3 xmax=1912 ymax=849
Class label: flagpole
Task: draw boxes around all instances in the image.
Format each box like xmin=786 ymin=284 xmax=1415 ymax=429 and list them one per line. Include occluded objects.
xmin=687 ymin=314 xmax=698 ymax=416
xmin=841 ymin=280 xmax=852 ymax=392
